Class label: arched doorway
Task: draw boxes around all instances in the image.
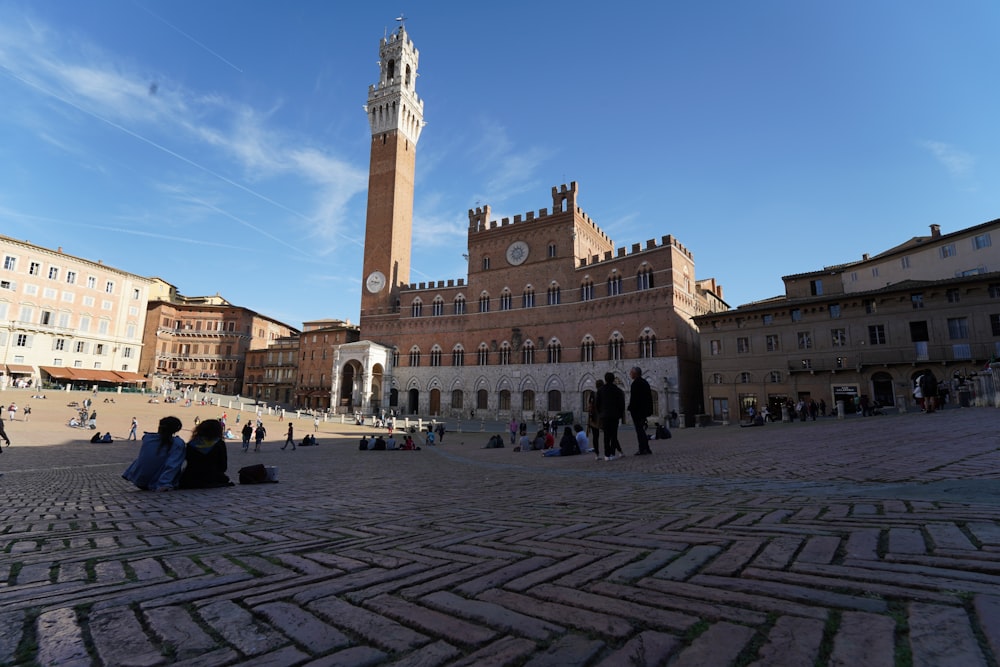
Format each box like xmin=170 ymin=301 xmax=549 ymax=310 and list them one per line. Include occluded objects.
xmin=429 ymin=388 xmax=441 ymax=416
xmin=370 ymin=363 xmax=384 ymax=414
xmin=871 ymin=371 xmax=894 ymax=406
xmin=339 ymin=363 xmax=357 ymax=411
xmin=407 ymin=387 xmax=419 ymax=414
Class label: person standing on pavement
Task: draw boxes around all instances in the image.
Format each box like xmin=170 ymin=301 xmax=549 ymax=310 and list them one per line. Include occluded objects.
xmin=128 ymin=417 xmax=138 ymax=441
xmin=241 ymin=422 xmax=253 ymax=452
xmin=282 ymin=422 xmax=296 ymax=450
xmin=627 ymin=366 xmax=654 ymax=455
xmin=595 ymin=372 xmax=625 ymax=460
xmin=0 ymin=417 xmax=10 ymax=450
xmin=587 ymin=384 xmax=602 ymax=460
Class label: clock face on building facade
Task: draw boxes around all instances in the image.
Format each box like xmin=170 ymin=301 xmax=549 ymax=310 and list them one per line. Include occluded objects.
xmin=366 ymin=271 xmax=386 ymax=293
xmin=506 ymin=240 xmax=529 ymax=266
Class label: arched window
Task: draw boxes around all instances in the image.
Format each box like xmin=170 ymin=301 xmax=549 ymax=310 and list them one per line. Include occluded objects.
xmin=548 ymin=389 xmax=562 ymax=411
xmin=452 ymin=345 xmax=465 ymax=367
xmin=479 ymin=292 xmax=490 ymax=313
xmin=500 ymin=289 xmax=512 ymax=311
xmin=522 ymin=287 xmax=535 ymax=308
xmin=547 ymin=284 xmax=561 ymax=305
xmin=410 ymin=299 xmax=422 ymax=318
xmin=547 ymin=339 xmax=562 ymax=364
xmin=451 ymin=389 xmax=464 ymax=409
xmin=477 ymin=344 xmax=489 ymax=366
xmin=712 ymin=373 xmax=724 ymax=384
xmin=522 ymin=340 xmax=534 ymax=365
xmin=639 ymin=332 xmax=656 ymax=358
xmin=429 ymin=346 xmax=442 ymax=367
xmin=608 ymin=274 xmax=622 ymax=296
xmin=740 ymin=372 xmax=752 ymax=384
xmin=432 ymin=297 xmax=444 ymax=316
xmin=498 ymin=390 xmax=511 ymax=410
xmin=454 ymin=295 xmax=466 ymax=315
xmin=581 ymin=280 xmax=594 ymax=301
xmin=409 ymin=346 xmax=421 ymax=367
xmin=609 ymin=334 xmax=624 ymax=361
xmin=477 ymin=389 xmax=489 ymax=410
xmin=522 ymin=389 xmax=535 ymax=412
xmin=637 ymin=265 xmax=654 ymax=290
xmin=769 ymin=370 xmax=782 ymax=383
xmin=548 ymin=242 xmax=557 ymax=258
xmin=499 ymin=343 xmax=511 ymax=365
xmin=391 ymin=347 xmax=400 ymax=367
xmin=581 ymin=336 xmax=595 ymax=363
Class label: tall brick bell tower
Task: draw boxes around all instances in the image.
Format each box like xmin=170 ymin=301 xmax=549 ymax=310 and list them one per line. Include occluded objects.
xmin=360 ymin=23 xmax=424 ymax=318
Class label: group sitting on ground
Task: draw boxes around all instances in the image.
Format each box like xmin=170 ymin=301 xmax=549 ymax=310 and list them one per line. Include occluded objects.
xmin=541 ymin=425 xmax=593 ymax=457
xmin=358 ymin=434 xmax=420 ymax=450
xmin=91 ymin=432 xmax=114 ymax=443
xmin=122 ymin=417 xmax=233 ymax=491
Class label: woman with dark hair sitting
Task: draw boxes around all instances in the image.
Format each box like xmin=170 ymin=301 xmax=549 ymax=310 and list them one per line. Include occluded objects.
xmin=179 ymin=419 xmax=233 ymax=488
xmin=122 ymin=416 xmax=185 ymax=491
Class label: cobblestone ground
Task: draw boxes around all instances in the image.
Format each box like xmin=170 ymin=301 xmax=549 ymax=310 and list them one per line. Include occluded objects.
xmin=1 ymin=403 xmax=999 ymax=666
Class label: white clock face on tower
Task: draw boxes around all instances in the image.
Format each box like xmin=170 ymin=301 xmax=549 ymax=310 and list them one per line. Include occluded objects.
xmin=506 ymin=241 xmax=529 ymax=266
xmin=365 ymin=271 xmax=386 ymax=293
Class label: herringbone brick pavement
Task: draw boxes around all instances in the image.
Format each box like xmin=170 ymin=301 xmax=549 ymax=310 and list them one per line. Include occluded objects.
xmin=0 ymin=400 xmax=998 ymax=666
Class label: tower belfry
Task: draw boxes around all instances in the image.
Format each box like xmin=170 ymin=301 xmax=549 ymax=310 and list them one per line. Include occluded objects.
xmin=360 ymin=23 xmax=424 ymax=317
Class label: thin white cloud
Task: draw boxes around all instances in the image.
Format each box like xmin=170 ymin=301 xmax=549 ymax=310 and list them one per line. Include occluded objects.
xmin=921 ymin=140 xmax=974 ymax=180
xmin=0 ymin=12 xmax=368 ymax=246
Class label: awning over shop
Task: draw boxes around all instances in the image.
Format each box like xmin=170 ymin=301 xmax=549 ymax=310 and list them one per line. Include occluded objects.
xmin=39 ymin=366 xmax=77 ymax=380
xmin=4 ymin=364 xmax=35 ymax=374
xmin=40 ymin=367 xmax=123 ymax=383
xmin=111 ymin=371 xmax=148 ymax=383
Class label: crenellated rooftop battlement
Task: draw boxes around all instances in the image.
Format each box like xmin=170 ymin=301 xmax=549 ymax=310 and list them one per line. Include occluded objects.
xmin=578 ymin=233 xmax=694 ymax=268
xmin=466 ymin=182 xmax=611 ymax=246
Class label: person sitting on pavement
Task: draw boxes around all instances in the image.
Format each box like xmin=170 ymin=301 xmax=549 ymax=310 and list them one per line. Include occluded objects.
xmin=122 ymin=416 xmax=185 ymax=492
xmin=574 ymin=424 xmax=592 ymax=454
xmin=179 ymin=419 xmax=233 ymax=489
xmin=100 ymin=432 xmax=114 ymax=443
xmin=544 ymin=426 xmax=581 ymax=457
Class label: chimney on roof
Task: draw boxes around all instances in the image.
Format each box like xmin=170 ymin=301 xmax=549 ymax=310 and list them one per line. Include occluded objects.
xmin=930 ymin=224 xmax=941 ymax=238
xmin=862 ymin=253 xmax=870 ymax=260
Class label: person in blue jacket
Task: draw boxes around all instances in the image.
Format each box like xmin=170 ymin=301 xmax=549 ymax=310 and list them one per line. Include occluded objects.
xmin=122 ymin=416 xmax=185 ymax=491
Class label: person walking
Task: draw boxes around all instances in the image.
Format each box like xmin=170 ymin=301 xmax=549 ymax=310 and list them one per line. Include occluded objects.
xmin=128 ymin=417 xmax=138 ymax=441
xmin=254 ymin=423 xmax=266 ymax=452
xmin=0 ymin=418 xmax=10 ymax=450
xmin=595 ymin=372 xmax=625 ymax=460
xmin=628 ymin=366 xmax=654 ymax=455
xmin=282 ymin=422 xmax=296 ymax=450
xmin=241 ymin=422 xmax=253 ymax=452
xmin=7 ymin=403 xmax=17 ymax=422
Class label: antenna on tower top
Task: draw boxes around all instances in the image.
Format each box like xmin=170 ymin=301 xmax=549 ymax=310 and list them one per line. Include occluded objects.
xmin=396 ymin=14 xmax=407 ymax=28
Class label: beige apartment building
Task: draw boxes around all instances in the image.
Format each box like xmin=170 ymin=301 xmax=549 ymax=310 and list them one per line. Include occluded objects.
xmin=694 ymin=220 xmax=1000 ymax=423
xmin=0 ymin=235 xmax=150 ymax=389
xmin=340 ymin=25 xmax=728 ymax=424
xmin=140 ymin=279 xmax=299 ymax=396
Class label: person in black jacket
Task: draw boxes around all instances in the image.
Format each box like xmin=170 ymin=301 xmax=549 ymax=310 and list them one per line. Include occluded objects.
xmin=179 ymin=419 xmax=233 ymax=488
xmin=628 ymin=366 xmax=654 ymax=455
xmin=595 ymin=372 xmax=625 ymax=460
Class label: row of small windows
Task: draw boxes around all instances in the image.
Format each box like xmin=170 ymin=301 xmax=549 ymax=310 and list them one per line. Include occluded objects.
xmin=711 ymin=371 xmax=785 ymax=384
xmin=730 ymin=286 xmax=1000 ymax=329
xmin=0 ymin=303 xmax=134 ymax=336
xmin=409 ymin=270 xmax=656 ymax=317
xmin=1 ymin=332 xmax=133 ymax=358
xmin=393 ymin=334 xmax=657 ymax=367
xmin=2 ymin=256 xmax=138 ymax=297
xmin=712 ymin=314 xmax=998 ymax=357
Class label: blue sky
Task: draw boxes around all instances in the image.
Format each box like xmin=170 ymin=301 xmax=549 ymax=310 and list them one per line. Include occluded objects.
xmin=1 ymin=2 xmax=998 ymax=328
